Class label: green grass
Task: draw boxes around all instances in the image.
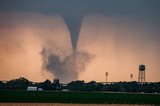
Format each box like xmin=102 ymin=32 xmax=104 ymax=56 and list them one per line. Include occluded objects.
xmin=0 ymin=90 xmax=160 ymax=104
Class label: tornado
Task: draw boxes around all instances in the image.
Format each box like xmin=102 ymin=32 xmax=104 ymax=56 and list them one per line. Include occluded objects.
xmin=41 ymin=15 xmax=92 ymax=83
xmin=63 ymin=15 xmax=83 ymax=52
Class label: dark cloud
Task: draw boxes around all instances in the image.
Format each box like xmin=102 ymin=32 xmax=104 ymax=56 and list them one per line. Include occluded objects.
xmin=0 ymin=0 xmax=160 ymax=16
xmin=0 ymin=0 xmax=160 ymax=49
xmin=41 ymin=45 xmax=93 ymax=83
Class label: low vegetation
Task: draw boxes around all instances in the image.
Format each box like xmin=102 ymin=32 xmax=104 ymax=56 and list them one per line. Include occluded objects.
xmin=0 ymin=90 xmax=160 ymax=104
xmin=0 ymin=77 xmax=160 ymax=104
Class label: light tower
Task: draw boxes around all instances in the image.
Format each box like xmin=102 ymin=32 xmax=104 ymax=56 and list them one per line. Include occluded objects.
xmin=105 ymin=72 xmax=108 ymax=83
xmin=130 ymin=74 xmax=133 ymax=82
xmin=105 ymin=72 xmax=108 ymax=92
xmin=138 ymin=64 xmax=146 ymax=83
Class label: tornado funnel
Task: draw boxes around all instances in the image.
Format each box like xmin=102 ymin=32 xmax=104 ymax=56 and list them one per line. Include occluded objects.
xmin=63 ymin=16 xmax=83 ymax=52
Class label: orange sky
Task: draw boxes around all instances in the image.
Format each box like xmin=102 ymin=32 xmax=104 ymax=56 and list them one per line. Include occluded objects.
xmin=0 ymin=12 xmax=160 ymax=82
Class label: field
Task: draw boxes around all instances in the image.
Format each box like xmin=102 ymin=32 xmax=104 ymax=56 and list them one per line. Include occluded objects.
xmin=0 ymin=90 xmax=160 ymax=104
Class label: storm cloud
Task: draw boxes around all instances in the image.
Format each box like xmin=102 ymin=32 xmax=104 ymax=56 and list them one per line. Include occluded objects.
xmin=41 ymin=44 xmax=93 ymax=82
xmin=0 ymin=0 xmax=160 ymax=82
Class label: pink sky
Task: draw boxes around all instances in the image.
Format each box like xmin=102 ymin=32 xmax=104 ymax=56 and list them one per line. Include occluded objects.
xmin=0 ymin=12 xmax=160 ymax=82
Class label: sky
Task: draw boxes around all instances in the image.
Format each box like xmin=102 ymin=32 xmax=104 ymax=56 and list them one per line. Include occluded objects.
xmin=0 ymin=0 xmax=160 ymax=83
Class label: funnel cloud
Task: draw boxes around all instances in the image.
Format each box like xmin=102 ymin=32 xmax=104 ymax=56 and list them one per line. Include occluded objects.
xmin=63 ymin=16 xmax=83 ymax=51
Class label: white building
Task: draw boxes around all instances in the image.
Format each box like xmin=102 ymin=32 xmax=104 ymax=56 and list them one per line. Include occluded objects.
xmin=27 ymin=86 xmax=37 ymax=91
xmin=38 ymin=88 xmax=43 ymax=91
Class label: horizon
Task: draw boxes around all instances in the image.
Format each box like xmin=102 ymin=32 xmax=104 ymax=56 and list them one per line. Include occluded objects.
xmin=1 ymin=76 xmax=159 ymax=84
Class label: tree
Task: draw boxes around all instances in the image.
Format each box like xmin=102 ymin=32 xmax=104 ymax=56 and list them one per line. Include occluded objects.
xmin=41 ymin=79 xmax=52 ymax=90
xmin=5 ymin=77 xmax=31 ymax=90
xmin=84 ymin=81 xmax=97 ymax=91
xmin=67 ymin=80 xmax=85 ymax=91
xmin=52 ymin=79 xmax=61 ymax=90
xmin=0 ymin=81 xmax=5 ymax=90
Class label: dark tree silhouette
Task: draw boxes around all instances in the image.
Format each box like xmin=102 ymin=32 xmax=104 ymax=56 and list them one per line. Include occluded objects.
xmin=0 ymin=77 xmax=160 ymax=93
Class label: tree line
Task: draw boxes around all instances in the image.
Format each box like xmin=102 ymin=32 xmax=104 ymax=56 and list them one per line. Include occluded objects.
xmin=0 ymin=77 xmax=160 ymax=93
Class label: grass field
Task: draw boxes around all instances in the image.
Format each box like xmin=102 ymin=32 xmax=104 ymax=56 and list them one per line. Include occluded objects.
xmin=0 ymin=90 xmax=160 ymax=104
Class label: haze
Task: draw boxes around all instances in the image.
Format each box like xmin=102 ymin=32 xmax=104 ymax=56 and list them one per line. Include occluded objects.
xmin=0 ymin=0 xmax=160 ymax=82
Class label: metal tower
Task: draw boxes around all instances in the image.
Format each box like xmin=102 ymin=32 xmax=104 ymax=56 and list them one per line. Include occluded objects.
xmin=130 ymin=74 xmax=133 ymax=82
xmin=105 ymin=72 xmax=108 ymax=83
xmin=105 ymin=72 xmax=108 ymax=91
xmin=138 ymin=64 xmax=146 ymax=83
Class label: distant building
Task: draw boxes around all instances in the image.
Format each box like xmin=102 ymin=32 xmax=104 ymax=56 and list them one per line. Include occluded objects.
xmin=62 ymin=84 xmax=69 ymax=91
xmin=38 ymin=88 xmax=43 ymax=91
xmin=27 ymin=86 xmax=37 ymax=91
xmin=62 ymin=88 xmax=69 ymax=92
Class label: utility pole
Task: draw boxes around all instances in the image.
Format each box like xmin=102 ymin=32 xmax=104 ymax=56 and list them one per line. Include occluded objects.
xmin=105 ymin=72 xmax=108 ymax=92
xmin=130 ymin=74 xmax=133 ymax=92
xmin=105 ymin=72 xmax=108 ymax=83
xmin=130 ymin=74 xmax=133 ymax=82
